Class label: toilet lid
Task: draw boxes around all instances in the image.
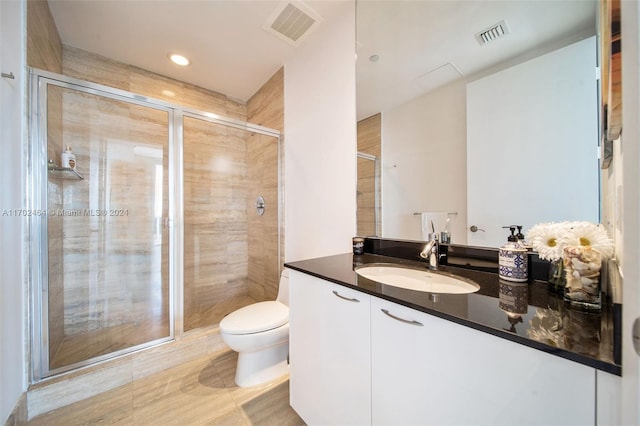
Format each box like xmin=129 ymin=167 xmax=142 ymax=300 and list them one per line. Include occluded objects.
xmin=220 ymin=301 xmax=289 ymax=335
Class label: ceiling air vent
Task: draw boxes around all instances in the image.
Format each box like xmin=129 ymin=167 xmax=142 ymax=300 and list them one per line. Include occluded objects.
xmin=263 ymin=1 xmax=324 ymax=47
xmin=475 ymin=20 xmax=510 ymax=46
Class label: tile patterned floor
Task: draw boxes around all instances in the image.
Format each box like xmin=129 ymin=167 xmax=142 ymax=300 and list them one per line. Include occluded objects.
xmin=28 ymin=350 xmax=304 ymax=426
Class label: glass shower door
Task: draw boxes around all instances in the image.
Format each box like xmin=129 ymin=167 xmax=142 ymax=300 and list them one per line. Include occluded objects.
xmin=43 ymin=82 xmax=173 ymax=373
xmin=182 ymin=115 xmax=281 ymax=331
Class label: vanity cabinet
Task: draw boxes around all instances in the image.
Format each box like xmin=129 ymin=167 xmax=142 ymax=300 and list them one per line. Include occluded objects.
xmin=289 ymin=271 xmax=371 ymax=425
xmin=290 ymin=271 xmax=598 ymax=426
xmin=371 ymin=297 xmax=595 ymax=426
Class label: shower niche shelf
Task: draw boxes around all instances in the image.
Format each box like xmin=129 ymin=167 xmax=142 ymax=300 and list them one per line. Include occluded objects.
xmin=48 ymin=167 xmax=84 ymax=180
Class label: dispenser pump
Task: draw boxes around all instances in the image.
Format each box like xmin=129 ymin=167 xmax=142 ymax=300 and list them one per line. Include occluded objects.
xmin=499 ymin=225 xmax=528 ymax=282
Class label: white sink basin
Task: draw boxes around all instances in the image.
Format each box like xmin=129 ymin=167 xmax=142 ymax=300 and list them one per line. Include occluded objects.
xmin=355 ymin=264 xmax=480 ymax=294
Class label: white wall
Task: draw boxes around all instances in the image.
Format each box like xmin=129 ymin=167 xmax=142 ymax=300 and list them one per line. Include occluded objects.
xmin=284 ymin=1 xmax=356 ymax=262
xmin=467 ymin=37 xmax=598 ymax=248
xmin=0 ymin=0 xmax=27 ymax=422
xmin=381 ymin=79 xmax=467 ymax=243
xmin=620 ymin=0 xmax=640 ymax=423
xmin=380 ymin=36 xmax=598 ymax=247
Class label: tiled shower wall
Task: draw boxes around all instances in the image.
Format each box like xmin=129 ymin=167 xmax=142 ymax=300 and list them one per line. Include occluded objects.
xmin=182 ymin=116 xmax=250 ymax=331
xmin=27 ymin=0 xmax=284 ymax=364
xmin=357 ymin=113 xmax=381 ymax=237
xmin=246 ymin=68 xmax=284 ymax=301
xmin=28 ymin=0 xmax=66 ymax=360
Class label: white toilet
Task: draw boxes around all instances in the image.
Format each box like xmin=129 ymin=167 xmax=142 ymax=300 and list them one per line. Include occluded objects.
xmin=220 ymin=269 xmax=290 ymax=387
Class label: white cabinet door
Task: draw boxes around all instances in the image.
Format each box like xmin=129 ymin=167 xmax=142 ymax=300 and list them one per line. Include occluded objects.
xmin=371 ymin=296 xmax=596 ymax=426
xmin=289 ymin=271 xmax=371 ymax=425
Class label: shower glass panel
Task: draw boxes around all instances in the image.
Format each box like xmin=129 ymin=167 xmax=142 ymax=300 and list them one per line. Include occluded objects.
xmin=183 ymin=116 xmax=280 ymax=331
xmin=45 ymin=84 xmax=171 ymax=371
xmin=357 ymin=153 xmax=380 ymax=236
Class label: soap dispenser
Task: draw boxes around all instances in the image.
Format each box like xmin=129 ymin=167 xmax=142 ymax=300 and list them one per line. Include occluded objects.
xmin=499 ymin=226 xmax=528 ymax=282
xmin=515 ymin=225 xmax=532 ymax=250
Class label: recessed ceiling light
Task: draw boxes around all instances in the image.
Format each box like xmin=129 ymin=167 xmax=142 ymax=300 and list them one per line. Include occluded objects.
xmin=168 ymin=53 xmax=190 ymax=66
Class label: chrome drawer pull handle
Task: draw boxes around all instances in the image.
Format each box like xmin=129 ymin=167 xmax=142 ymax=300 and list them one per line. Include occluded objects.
xmin=381 ymin=308 xmax=423 ymax=326
xmin=332 ymin=290 xmax=360 ymax=303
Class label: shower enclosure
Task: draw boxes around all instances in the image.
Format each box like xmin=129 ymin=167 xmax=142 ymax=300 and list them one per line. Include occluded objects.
xmin=29 ymin=70 xmax=281 ymax=379
xmin=356 ymin=152 xmax=380 ymax=237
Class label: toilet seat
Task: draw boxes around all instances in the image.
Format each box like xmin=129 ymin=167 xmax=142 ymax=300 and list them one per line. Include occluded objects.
xmin=220 ymin=301 xmax=289 ymax=335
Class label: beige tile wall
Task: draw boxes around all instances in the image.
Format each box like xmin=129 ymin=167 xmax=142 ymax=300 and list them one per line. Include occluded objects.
xmin=357 ymin=113 xmax=381 ymax=236
xmin=28 ymin=0 xmax=283 ymax=376
xmin=183 ymin=116 xmax=250 ymax=331
xmin=28 ymin=0 xmax=67 ymax=359
xmin=246 ymin=68 xmax=284 ymax=301
xmin=62 ymin=46 xmax=247 ymax=120
xmin=27 ymin=0 xmax=62 ymax=73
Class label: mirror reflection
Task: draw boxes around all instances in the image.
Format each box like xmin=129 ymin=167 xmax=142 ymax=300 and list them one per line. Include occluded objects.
xmin=356 ymin=0 xmax=600 ymax=248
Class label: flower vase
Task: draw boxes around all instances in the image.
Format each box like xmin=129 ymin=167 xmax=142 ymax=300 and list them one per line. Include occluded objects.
xmin=547 ymin=259 xmax=566 ymax=294
xmin=562 ymin=246 xmax=602 ymax=310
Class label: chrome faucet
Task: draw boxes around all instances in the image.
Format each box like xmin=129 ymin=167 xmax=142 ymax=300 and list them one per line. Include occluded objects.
xmin=420 ymin=234 xmax=440 ymax=270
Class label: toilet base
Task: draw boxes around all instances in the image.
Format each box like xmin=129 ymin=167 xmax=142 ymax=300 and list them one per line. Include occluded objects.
xmin=234 ymin=341 xmax=289 ymax=387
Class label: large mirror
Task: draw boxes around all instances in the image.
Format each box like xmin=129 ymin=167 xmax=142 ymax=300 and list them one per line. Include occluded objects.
xmin=356 ymin=0 xmax=601 ymax=248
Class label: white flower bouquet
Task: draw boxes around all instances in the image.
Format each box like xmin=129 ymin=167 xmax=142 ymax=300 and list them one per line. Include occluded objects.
xmin=526 ymin=221 xmax=613 ymax=308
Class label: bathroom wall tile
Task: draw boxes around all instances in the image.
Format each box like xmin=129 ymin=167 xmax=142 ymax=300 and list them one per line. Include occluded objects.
xmin=247 ymin=67 xmax=284 ymax=131
xmin=246 ymin=67 xmax=283 ymax=302
xmin=27 ymin=0 xmax=62 ymax=73
xmin=45 ymin=85 xmax=172 ymax=369
xmin=183 ymin=117 xmax=254 ymax=331
xmin=40 ymin=40 xmax=281 ymax=375
xmin=357 ymin=113 xmax=382 ymax=236
xmin=63 ymin=46 xmax=130 ymax=91
xmin=357 ymin=113 xmax=382 ymax=157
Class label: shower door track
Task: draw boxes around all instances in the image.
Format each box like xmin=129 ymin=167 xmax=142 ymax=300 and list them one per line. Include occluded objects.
xmin=28 ymin=68 xmax=282 ymax=381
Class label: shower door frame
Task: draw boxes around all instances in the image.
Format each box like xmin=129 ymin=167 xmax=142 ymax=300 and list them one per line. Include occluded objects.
xmin=28 ymin=69 xmax=282 ymax=381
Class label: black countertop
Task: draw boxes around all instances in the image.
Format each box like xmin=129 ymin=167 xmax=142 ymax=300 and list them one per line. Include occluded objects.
xmin=284 ymin=252 xmax=621 ymax=376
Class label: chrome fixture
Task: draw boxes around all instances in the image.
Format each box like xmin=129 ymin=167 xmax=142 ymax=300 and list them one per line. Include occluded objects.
xmin=256 ymin=195 xmax=265 ymax=216
xmin=420 ymin=234 xmax=440 ymax=270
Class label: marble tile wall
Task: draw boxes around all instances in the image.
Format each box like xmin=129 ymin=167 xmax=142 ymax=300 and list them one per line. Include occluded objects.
xmin=246 ymin=68 xmax=284 ymax=301
xmin=28 ymin=0 xmax=66 ymax=362
xmin=183 ymin=117 xmax=251 ymax=331
xmin=62 ymin=46 xmax=246 ymax=120
xmin=357 ymin=113 xmax=382 ymax=236
xmin=47 ymin=87 xmax=65 ymax=360
xmin=27 ymin=0 xmax=62 ymax=73
xmin=28 ymin=0 xmax=283 ymax=382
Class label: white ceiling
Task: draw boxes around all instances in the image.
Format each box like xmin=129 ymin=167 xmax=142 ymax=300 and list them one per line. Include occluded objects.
xmin=48 ymin=0 xmax=349 ymax=103
xmin=356 ymin=0 xmax=596 ymax=120
xmin=48 ymin=0 xmax=596 ymax=115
